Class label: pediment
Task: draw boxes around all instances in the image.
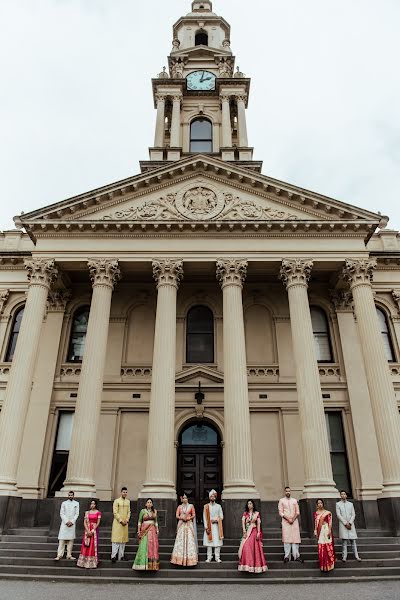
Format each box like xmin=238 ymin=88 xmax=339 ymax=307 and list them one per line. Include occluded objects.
xmin=15 ymin=155 xmax=386 ymax=237
xmin=175 ymin=365 xmax=224 ymax=385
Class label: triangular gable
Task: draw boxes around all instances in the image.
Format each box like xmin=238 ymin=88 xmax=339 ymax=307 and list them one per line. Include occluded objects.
xmin=175 ymin=365 xmax=224 ymax=385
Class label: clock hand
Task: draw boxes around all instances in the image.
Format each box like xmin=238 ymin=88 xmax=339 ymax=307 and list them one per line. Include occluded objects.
xmin=200 ymin=72 xmax=206 ymax=82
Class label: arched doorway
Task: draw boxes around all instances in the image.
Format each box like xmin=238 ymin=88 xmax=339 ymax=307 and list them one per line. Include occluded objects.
xmin=177 ymin=421 xmax=223 ymax=521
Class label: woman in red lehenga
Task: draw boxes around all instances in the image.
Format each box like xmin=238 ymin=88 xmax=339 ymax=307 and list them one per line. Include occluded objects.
xmin=77 ymin=500 xmax=101 ymax=569
xmin=314 ymin=499 xmax=336 ymax=572
xmin=238 ymin=500 xmax=268 ymax=573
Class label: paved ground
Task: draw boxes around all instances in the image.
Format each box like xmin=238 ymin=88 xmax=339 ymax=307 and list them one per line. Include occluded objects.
xmin=0 ymin=581 xmax=399 ymax=600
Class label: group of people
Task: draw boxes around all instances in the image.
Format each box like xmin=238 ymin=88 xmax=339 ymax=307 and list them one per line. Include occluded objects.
xmin=55 ymin=486 xmax=361 ymax=574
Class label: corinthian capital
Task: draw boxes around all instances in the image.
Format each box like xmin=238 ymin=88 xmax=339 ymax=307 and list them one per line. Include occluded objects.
xmin=342 ymin=259 xmax=376 ymax=288
xmin=24 ymin=258 xmax=58 ymax=289
xmin=88 ymin=259 xmax=121 ymax=289
xmin=0 ymin=290 xmax=10 ymax=315
xmin=279 ymin=259 xmax=313 ymax=289
xmin=330 ymin=289 xmax=353 ymax=312
xmin=152 ymin=259 xmax=184 ymax=288
xmin=216 ymin=259 xmax=248 ymax=288
xmin=47 ymin=289 xmax=72 ymax=312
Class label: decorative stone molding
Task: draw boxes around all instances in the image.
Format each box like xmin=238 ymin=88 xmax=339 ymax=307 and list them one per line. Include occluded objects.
xmin=247 ymin=366 xmax=279 ymax=379
xmin=88 ymin=259 xmax=121 ymax=289
xmin=152 ymin=259 xmax=184 ymax=289
xmin=392 ymin=290 xmax=400 ymax=313
xmin=390 ymin=364 xmax=400 ymax=377
xmin=279 ymin=259 xmax=313 ymax=289
xmin=235 ymin=94 xmax=247 ymax=103
xmin=24 ymin=258 xmax=58 ymax=289
xmin=60 ymin=364 xmax=82 ymax=378
xmin=47 ymin=289 xmax=72 ymax=312
xmin=318 ymin=364 xmax=342 ymax=380
xmin=102 ymin=189 xmax=299 ymax=222
xmin=0 ymin=363 xmax=11 ymax=380
xmin=155 ymin=93 xmax=167 ymax=103
xmin=216 ymin=259 xmax=248 ymax=288
xmin=330 ymin=290 xmax=353 ymax=312
xmin=342 ymin=259 xmax=377 ymax=288
xmin=0 ymin=290 xmax=10 ymax=315
xmin=121 ymin=366 xmax=152 ymax=378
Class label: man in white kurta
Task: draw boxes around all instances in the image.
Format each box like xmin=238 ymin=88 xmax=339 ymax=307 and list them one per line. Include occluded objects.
xmin=203 ymin=489 xmax=224 ymax=563
xmin=336 ymin=490 xmax=361 ymax=561
xmin=278 ymin=487 xmax=302 ymax=562
xmin=55 ymin=491 xmax=80 ymax=560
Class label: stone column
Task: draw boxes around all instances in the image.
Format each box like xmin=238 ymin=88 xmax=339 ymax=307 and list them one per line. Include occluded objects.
xmin=62 ymin=259 xmax=121 ymax=497
xmin=332 ymin=290 xmax=383 ymax=500
xmin=17 ymin=290 xmax=71 ymax=498
xmin=154 ymin=93 xmax=166 ymax=147
xmin=279 ymin=259 xmax=337 ymax=497
xmin=216 ymin=259 xmax=258 ymax=498
xmin=0 ymin=258 xmax=58 ymax=495
xmin=236 ymin=94 xmax=248 ymax=147
xmin=343 ymin=259 xmax=400 ymax=496
xmin=139 ymin=259 xmax=183 ymax=499
xmin=220 ymin=95 xmax=233 ymax=147
xmin=170 ymin=94 xmax=182 ymax=147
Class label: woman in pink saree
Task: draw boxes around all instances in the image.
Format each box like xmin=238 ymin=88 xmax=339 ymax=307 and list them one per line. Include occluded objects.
xmin=238 ymin=500 xmax=268 ymax=573
xmin=314 ymin=499 xmax=336 ymax=572
xmin=132 ymin=498 xmax=160 ymax=571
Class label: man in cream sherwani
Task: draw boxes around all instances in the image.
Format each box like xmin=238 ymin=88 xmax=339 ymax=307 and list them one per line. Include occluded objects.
xmin=203 ymin=489 xmax=224 ymax=563
xmin=54 ymin=490 xmax=80 ymax=560
xmin=336 ymin=490 xmax=361 ymax=562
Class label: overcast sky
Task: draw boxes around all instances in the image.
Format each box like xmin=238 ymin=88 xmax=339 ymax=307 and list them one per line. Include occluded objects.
xmin=1 ymin=0 xmax=399 ymax=231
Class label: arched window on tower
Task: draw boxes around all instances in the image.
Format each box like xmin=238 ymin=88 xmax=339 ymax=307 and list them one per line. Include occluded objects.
xmin=190 ymin=118 xmax=213 ymax=153
xmin=195 ymin=30 xmax=208 ymax=46
xmin=67 ymin=306 xmax=90 ymax=362
xmin=4 ymin=305 xmax=24 ymax=361
xmin=376 ymin=307 xmax=395 ymax=362
xmin=310 ymin=306 xmax=333 ymax=362
xmin=186 ymin=305 xmax=214 ymax=363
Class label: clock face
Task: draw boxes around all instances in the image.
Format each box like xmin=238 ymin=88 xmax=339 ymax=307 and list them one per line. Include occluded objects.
xmin=186 ymin=70 xmax=216 ymax=91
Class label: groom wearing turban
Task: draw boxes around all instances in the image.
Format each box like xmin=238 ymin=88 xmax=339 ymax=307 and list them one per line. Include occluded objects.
xmin=203 ymin=489 xmax=224 ymax=562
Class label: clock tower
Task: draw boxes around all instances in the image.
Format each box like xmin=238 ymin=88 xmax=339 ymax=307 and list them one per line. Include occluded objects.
xmin=145 ymin=1 xmax=257 ymax=170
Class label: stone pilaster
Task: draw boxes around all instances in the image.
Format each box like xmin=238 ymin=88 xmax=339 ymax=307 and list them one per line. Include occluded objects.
xmin=154 ymin=93 xmax=166 ymax=147
xmin=343 ymin=259 xmax=400 ymax=496
xmin=279 ymin=259 xmax=337 ymax=497
xmin=170 ymin=94 xmax=182 ymax=147
xmin=236 ymin=94 xmax=248 ymax=147
xmin=0 ymin=259 xmax=58 ymax=495
xmin=221 ymin=95 xmax=233 ymax=147
xmin=331 ymin=290 xmax=383 ymax=499
xmin=139 ymin=259 xmax=183 ymax=499
xmin=62 ymin=259 xmax=121 ymax=497
xmin=216 ymin=259 xmax=258 ymax=498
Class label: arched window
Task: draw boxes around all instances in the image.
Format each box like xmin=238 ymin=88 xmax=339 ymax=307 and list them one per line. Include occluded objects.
xmin=67 ymin=306 xmax=90 ymax=362
xmin=186 ymin=305 xmax=214 ymax=363
xmin=310 ymin=306 xmax=333 ymax=362
xmin=195 ymin=30 xmax=208 ymax=46
xmin=190 ymin=118 xmax=213 ymax=153
xmin=5 ymin=305 xmax=24 ymax=361
xmin=376 ymin=307 xmax=395 ymax=362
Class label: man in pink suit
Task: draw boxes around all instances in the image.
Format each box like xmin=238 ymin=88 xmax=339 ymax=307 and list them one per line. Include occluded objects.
xmin=278 ymin=486 xmax=303 ymax=563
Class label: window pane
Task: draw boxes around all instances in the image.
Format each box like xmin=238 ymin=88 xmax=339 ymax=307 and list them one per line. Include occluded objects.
xmin=314 ymin=333 xmax=332 ymax=362
xmin=311 ymin=308 xmax=328 ymax=332
xmin=56 ymin=412 xmax=74 ymax=451
xmin=376 ymin=308 xmax=394 ymax=361
xmin=67 ymin=307 xmax=89 ymax=362
xmin=331 ymin=453 xmax=352 ymax=495
xmin=187 ymin=306 xmax=214 ymax=333
xmin=5 ymin=307 xmax=24 ymax=361
xmin=191 ymin=119 xmax=212 ymax=140
xmin=190 ymin=140 xmax=213 ymax=152
xmin=325 ymin=412 xmax=352 ymax=496
xmin=181 ymin=424 xmax=218 ymax=445
xmin=187 ymin=334 xmax=214 ymax=363
xmin=326 ymin=412 xmax=345 ymax=452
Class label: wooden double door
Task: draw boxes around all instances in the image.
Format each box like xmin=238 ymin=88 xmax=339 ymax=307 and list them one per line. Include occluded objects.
xmin=177 ymin=444 xmax=223 ymax=522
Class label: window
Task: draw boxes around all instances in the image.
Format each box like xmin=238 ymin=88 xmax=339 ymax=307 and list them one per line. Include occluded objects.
xmin=376 ymin=307 xmax=395 ymax=362
xmin=310 ymin=306 xmax=333 ymax=362
xmin=195 ymin=30 xmax=208 ymax=46
xmin=5 ymin=305 xmax=24 ymax=361
xmin=325 ymin=412 xmax=352 ymax=496
xmin=67 ymin=306 xmax=90 ymax=362
xmin=47 ymin=412 xmax=74 ymax=497
xmin=180 ymin=423 xmax=219 ymax=446
xmin=186 ymin=305 xmax=214 ymax=363
xmin=190 ymin=118 xmax=213 ymax=153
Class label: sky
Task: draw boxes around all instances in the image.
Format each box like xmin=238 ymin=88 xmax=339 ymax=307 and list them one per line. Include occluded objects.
xmin=0 ymin=0 xmax=399 ymax=231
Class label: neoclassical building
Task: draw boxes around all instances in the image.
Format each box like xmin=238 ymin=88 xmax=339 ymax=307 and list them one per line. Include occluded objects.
xmin=1 ymin=1 xmax=400 ymax=535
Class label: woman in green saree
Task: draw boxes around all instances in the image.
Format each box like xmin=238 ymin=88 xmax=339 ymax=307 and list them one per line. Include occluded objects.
xmin=132 ymin=498 xmax=160 ymax=571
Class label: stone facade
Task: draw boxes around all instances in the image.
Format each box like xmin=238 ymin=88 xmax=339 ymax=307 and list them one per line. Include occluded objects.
xmin=0 ymin=1 xmax=400 ymax=535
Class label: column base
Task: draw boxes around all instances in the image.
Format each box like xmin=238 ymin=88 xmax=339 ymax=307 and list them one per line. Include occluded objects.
xmin=0 ymin=495 xmax=22 ymax=534
xmin=301 ymin=482 xmax=339 ymax=499
xmin=222 ymin=485 xmax=260 ymax=500
xmin=57 ymin=483 xmax=96 ymax=498
xmin=0 ymin=478 xmax=19 ymax=496
xmin=381 ymin=483 xmax=400 ymax=498
xmin=138 ymin=483 xmax=177 ymax=501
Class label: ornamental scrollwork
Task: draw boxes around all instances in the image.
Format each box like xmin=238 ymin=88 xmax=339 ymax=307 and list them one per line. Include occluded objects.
xmin=88 ymin=259 xmax=121 ymax=289
xmin=279 ymin=259 xmax=313 ymax=289
xmin=24 ymin=258 xmax=58 ymax=289
xmin=342 ymin=259 xmax=377 ymax=288
xmin=152 ymin=259 xmax=184 ymax=289
xmin=216 ymin=259 xmax=248 ymax=288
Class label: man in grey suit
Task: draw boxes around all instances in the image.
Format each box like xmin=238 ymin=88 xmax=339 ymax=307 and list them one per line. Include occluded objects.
xmin=336 ymin=490 xmax=361 ymax=562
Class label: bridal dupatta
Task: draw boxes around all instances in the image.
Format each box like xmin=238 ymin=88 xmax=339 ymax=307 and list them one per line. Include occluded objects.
xmin=132 ymin=509 xmax=159 ymax=571
xmin=238 ymin=511 xmax=267 ymax=573
xmin=314 ymin=510 xmax=335 ymax=572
